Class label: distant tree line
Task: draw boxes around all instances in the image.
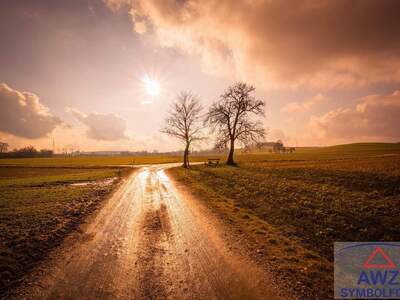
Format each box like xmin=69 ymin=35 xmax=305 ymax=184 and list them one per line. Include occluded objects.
xmin=0 ymin=144 xmax=53 ymax=158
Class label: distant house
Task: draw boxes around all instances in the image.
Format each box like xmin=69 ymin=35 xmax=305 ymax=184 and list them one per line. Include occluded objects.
xmin=256 ymin=141 xmax=284 ymax=152
xmin=256 ymin=142 xmax=277 ymax=150
xmin=255 ymin=140 xmax=295 ymax=153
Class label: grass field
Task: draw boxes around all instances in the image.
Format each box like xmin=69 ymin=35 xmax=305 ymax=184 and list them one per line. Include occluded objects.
xmin=0 ymin=166 xmax=130 ymax=295
xmin=234 ymin=142 xmax=400 ymax=162
xmin=0 ymin=142 xmax=398 ymax=167
xmin=168 ymin=143 xmax=400 ymax=299
xmin=0 ymin=155 xmax=197 ymax=167
xmin=0 ymin=142 xmax=399 ymax=298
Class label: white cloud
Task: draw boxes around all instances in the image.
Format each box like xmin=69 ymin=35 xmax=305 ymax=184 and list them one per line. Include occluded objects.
xmin=67 ymin=107 xmax=128 ymax=141
xmin=267 ymin=128 xmax=286 ymax=142
xmin=0 ymin=83 xmax=61 ymax=139
xmin=282 ymin=93 xmax=327 ymax=113
xmin=308 ymin=90 xmax=400 ymax=141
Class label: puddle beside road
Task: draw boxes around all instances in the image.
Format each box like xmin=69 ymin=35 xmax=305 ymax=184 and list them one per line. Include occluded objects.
xmin=70 ymin=177 xmax=117 ymax=187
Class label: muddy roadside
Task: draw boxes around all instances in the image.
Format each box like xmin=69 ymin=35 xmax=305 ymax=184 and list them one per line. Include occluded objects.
xmin=166 ymin=170 xmax=297 ymax=300
xmin=0 ymin=168 xmax=134 ymax=299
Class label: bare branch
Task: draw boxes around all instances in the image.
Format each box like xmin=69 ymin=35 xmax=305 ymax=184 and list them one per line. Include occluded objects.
xmin=205 ymin=82 xmax=266 ymax=165
xmin=160 ymin=91 xmax=204 ymax=168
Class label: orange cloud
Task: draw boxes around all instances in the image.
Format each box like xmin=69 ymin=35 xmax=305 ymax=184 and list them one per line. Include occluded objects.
xmin=106 ymin=0 xmax=400 ymax=89
xmin=67 ymin=108 xmax=128 ymax=141
xmin=282 ymin=94 xmax=327 ymax=113
xmin=0 ymin=83 xmax=61 ymax=139
xmin=308 ymin=90 xmax=400 ymax=141
xmin=103 ymin=0 xmax=130 ymax=12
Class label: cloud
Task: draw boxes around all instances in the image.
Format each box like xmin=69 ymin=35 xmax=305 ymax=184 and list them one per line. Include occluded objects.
xmin=282 ymin=93 xmax=327 ymax=113
xmin=267 ymin=128 xmax=287 ymax=142
xmin=67 ymin=108 xmax=128 ymax=141
xmin=105 ymin=0 xmax=400 ymax=89
xmin=133 ymin=20 xmax=147 ymax=34
xmin=0 ymin=83 xmax=61 ymax=139
xmin=103 ymin=0 xmax=130 ymax=12
xmin=308 ymin=90 xmax=400 ymax=141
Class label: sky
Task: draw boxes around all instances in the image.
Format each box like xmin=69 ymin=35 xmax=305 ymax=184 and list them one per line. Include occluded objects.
xmin=1 ymin=0 xmax=400 ymax=152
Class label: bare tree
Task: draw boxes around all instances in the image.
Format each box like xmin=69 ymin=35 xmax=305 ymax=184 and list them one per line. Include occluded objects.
xmin=0 ymin=142 xmax=9 ymax=153
xmin=205 ymin=82 xmax=266 ymax=165
xmin=161 ymin=92 xmax=203 ymax=168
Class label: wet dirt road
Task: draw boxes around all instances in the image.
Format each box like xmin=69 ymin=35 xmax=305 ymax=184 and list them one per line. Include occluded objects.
xmin=13 ymin=165 xmax=283 ymax=300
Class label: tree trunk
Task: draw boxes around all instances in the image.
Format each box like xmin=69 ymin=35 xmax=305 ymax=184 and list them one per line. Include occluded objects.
xmin=227 ymin=139 xmax=235 ymax=165
xmin=183 ymin=144 xmax=189 ymax=168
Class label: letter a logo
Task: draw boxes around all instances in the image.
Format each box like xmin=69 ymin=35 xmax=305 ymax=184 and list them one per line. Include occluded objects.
xmin=363 ymin=246 xmax=397 ymax=269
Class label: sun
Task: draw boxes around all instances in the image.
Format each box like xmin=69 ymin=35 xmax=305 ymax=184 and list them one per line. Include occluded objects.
xmin=142 ymin=76 xmax=160 ymax=96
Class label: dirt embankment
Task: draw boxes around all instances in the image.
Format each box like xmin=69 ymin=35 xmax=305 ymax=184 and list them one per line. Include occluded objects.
xmin=0 ymin=168 xmax=131 ymax=299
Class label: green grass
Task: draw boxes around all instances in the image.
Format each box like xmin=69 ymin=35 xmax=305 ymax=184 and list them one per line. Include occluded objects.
xmin=234 ymin=142 xmax=400 ymax=162
xmin=0 ymin=166 xmax=130 ymax=295
xmin=1 ymin=142 xmax=399 ymax=297
xmin=168 ymin=144 xmax=400 ymax=299
xmin=0 ymin=155 xmax=206 ymax=167
xmin=0 ymin=167 xmax=121 ymax=188
xmin=0 ymin=142 xmax=399 ymax=167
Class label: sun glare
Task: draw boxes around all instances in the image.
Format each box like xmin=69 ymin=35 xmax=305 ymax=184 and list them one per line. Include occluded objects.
xmin=142 ymin=76 xmax=160 ymax=97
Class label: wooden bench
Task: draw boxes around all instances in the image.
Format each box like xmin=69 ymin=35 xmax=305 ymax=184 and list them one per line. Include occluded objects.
xmin=205 ymin=158 xmax=220 ymax=167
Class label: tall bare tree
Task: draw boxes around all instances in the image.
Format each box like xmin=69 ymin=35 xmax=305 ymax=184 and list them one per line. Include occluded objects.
xmin=0 ymin=142 xmax=9 ymax=153
xmin=205 ymin=82 xmax=266 ymax=165
xmin=161 ymin=92 xmax=203 ymax=168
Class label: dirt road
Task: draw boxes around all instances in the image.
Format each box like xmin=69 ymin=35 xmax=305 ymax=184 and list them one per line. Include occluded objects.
xmin=12 ymin=165 xmax=283 ymax=300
